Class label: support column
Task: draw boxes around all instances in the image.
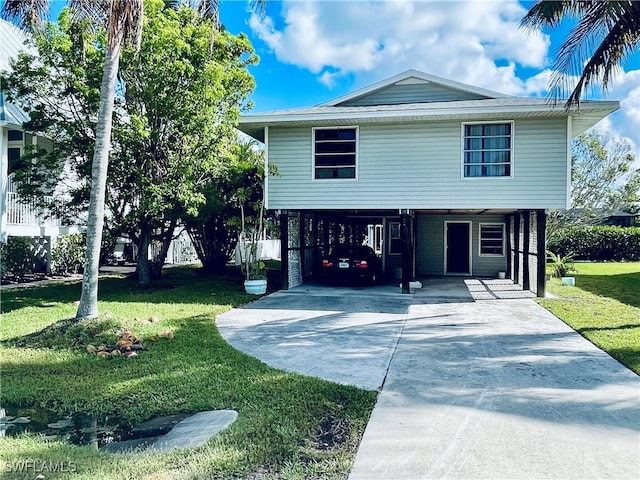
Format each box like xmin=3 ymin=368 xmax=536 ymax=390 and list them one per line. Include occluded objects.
xmin=513 ymin=213 xmax=521 ymax=285
xmin=0 ymin=127 xmax=8 ymax=243
xmin=536 ymin=209 xmax=547 ymax=298
xmin=299 ymin=210 xmax=305 ymax=280
xmin=505 ymin=215 xmax=512 ymax=279
xmin=280 ymin=210 xmax=289 ymax=290
xmin=523 ymin=210 xmax=531 ymax=291
xmin=400 ymin=210 xmax=413 ymax=294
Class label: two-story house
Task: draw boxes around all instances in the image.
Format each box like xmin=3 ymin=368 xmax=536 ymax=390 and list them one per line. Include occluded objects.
xmin=238 ymin=70 xmax=618 ymax=296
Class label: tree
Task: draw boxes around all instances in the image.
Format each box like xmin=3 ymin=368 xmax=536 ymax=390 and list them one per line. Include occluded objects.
xmin=184 ymin=140 xmax=268 ymax=274
xmin=547 ymin=130 xmax=640 ymax=239
xmin=3 ymin=2 xmax=258 ymax=287
xmin=521 ymin=0 xmax=640 ymax=108
xmin=112 ymin=1 xmax=257 ymax=286
xmin=1 ymin=0 xmax=144 ymax=319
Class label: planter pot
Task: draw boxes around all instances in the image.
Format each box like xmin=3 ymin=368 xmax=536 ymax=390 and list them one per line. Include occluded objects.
xmin=244 ymin=279 xmax=267 ymax=295
xmin=561 ymin=277 xmax=575 ymax=286
xmin=497 ymin=271 xmax=506 ymax=280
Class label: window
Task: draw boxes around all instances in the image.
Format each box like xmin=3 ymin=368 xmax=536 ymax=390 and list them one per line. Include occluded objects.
xmin=463 ymin=122 xmax=512 ymax=177
xmin=8 ymin=147 xmax=22 ymax=173
xmin=479 ymin=223 xmax=505 ymax=256
xmin=313 ymin=127 xmax=357 ymax=179
xmin=8 ymin=130 xmax=23 ymax=142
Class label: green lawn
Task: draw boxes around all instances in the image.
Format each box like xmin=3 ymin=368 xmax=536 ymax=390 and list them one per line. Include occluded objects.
xmin=0 ymin=267 xmax=376 ymax=480
xmin=538 ymin=262 xmax=640 ymax=374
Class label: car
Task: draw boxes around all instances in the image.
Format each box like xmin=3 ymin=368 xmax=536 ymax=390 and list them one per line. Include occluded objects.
xmin=320 ymin=244 xmax=381 ymax=285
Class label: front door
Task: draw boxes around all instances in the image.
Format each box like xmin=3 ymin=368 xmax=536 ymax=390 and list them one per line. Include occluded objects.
xmin=445 ymin=222 xmax=471 ymax=275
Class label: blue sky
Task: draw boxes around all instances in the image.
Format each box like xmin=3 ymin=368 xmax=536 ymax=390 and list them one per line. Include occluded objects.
xmin=40 ymin=0 xmax=640 ymax=160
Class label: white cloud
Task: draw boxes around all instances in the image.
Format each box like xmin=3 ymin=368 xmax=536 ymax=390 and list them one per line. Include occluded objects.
xmin=250 ymin=0 xmax=550 ymax=94
xmin=594 ymin=69 xmax=640 ymax=169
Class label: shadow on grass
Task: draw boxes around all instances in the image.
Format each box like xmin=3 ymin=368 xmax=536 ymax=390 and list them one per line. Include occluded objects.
xmin=575 ymin=272 xmax=640 ymax=307
xmin=0 ymin=267 xmax=257 ymax=314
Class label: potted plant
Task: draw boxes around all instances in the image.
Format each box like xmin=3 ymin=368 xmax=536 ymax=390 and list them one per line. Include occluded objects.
xmin=546 ymin=250 xmax=578 ymax=285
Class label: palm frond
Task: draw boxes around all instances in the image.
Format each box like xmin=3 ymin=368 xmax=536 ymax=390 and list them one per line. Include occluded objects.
xmin=0 ymin=0 xmax=51 ymax=30
xmin=522 ymin=0 xmax=640 ymax=109
xmin=520 ymin=0 xmax=586 ymax=30
xmin=550 ymin=0 xmax=640 ymax=108
xmin=193 ymin=0 xmax=220 ymax=28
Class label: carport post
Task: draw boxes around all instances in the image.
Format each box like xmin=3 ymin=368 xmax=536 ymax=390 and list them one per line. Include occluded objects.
xmin=536 ymin=209 xmax=547 ymax=298
xmin=280 ymin=210 xmax=289 ymax=290
xmin=400 ymin=210 xmax=413 ymax=294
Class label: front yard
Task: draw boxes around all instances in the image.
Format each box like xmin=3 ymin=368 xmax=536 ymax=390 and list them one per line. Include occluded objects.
xmin=538 ymin=262 xmax=640 ymax=374
xmin=0 ymin=267 xmax=376 ymax=480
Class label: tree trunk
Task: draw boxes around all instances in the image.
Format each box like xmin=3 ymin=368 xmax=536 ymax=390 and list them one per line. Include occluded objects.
xmin=150 ymin=219 xmax=177 ymax=279
xmin=137 ymin=227 xmax=152 ymax=288
xmin=76 ymin=39 xmax=122 ymax=320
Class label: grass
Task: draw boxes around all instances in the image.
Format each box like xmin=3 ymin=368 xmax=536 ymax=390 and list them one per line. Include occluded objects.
xmin=537 ymin=262 xmax=640 ymax=374
xmin=0 ymin=266 xmax=377 ymax=479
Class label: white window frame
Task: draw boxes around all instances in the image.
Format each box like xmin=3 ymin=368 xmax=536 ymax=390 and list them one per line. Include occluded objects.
xmin=312 ymin=126 xmax=359 ymax=181
xmin=478 ymin=223 xmax=506 ymax=257
xmin=461 ymin=121 xmax=514 ymax=179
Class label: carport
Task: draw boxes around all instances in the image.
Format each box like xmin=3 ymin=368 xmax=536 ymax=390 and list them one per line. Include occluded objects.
xmin=278 ymin=209 xmax=547 ymax=296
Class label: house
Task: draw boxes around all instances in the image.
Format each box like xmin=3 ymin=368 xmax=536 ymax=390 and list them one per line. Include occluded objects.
xmin=0 ymin=19 xmax=82 ymax=271
xmin=238 ymin=70 xmax=619 ymax=296
xmin=1 ymin=19 xmax=198 ymax=274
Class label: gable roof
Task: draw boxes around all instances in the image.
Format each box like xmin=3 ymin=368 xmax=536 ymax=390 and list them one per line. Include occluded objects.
xmin=239 ymin=69 xmax=620 ymax=143
xmin=321 ymin=69 xmax=511 ymax=107
xmin=0 ymin=92 xmax=30 ymax=126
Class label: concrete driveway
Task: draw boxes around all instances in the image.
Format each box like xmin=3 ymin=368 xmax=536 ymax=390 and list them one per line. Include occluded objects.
xmin=217 ymin=280 xmax=640 ymax=479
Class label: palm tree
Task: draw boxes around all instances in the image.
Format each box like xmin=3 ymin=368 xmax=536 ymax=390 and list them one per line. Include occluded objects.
xmin=1 ymin=0 xmax=144 ymax=319
xmin=521 ymin=0 xmax=640 ymax=109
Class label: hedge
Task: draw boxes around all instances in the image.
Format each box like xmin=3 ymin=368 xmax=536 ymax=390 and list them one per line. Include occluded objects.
xmin=548 ymin=226 xmax=640 ymax=261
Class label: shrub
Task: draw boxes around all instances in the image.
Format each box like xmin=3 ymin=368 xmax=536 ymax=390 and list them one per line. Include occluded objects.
xmin=51 ymin=234 xmax=86 ymax=275
xmin=0 ymin=237 xmax=35 ymax=281
xmin=548 ymin=226 xmax=640 ymax=261
xmin=546 ymin=251 xmax=577 ymax=277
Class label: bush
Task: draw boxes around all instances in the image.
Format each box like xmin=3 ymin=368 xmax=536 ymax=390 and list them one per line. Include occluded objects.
xmin=548 ymin=226 xmax=640 ymax=261
xmin=0 ymin=237 xmax=35 ymax=281
xmin=51 ymin=234 xmax=85 ymax=275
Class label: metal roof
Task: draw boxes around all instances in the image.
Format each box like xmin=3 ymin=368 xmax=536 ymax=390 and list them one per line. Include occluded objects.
xmin=239 ymin=95 xmax=619 ymax=143
xmin=1 ymin=19 xmax=34 ymax=127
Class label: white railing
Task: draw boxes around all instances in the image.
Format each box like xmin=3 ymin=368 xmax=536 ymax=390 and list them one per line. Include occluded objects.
xmin=6 ymin=192 xmax=62 ymax=227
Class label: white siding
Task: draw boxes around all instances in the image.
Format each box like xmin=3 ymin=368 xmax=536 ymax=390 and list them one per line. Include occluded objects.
xmin=267 ymin=118 xmax=568 ymax=210
xmin=340 ymin=83 xmax=487 ymax=106
xmin=416 ymin=214 xmax=507 ymax=277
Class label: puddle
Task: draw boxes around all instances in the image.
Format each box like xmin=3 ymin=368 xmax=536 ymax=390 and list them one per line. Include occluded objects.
xmin=1 ymin=405 xmax=236 ymax=453
xmin=0 ymin=404 xmax=161 ymax=449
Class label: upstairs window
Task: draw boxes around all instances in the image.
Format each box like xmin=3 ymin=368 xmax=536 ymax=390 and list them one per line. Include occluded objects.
xmin=313 ymin=127 xmax=357 ymax=179
xmin=8 ymin=130 xmax=23 ymax=142
xmin=463 ymin=122 xmax=513 ymax=178
xmin=479 ymin=223 xmax=505 ymax=256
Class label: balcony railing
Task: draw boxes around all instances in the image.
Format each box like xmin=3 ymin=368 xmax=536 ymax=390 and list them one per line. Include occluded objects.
xmin=6 ymin=192 xmax=62 ymax=227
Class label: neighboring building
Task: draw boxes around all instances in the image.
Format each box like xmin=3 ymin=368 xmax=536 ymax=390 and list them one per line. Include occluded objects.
xmin=238 ymin=70 xmax=619 ymax=296
xmin=1 ymin=19 xmax=81 ymax=270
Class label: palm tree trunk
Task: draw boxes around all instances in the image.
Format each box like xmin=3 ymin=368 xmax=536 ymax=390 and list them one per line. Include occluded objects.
xmin=76 ymin=38 xmax=122 ymax=320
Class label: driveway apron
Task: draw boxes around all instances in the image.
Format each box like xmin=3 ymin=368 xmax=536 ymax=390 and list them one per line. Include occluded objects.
xmin=217 ymin=284 xmax=413 ymax=390
xmin=217 ymin=283 xmax=640 ymax=479
xmin=350 ymin=299 xmax=640 ymax=480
